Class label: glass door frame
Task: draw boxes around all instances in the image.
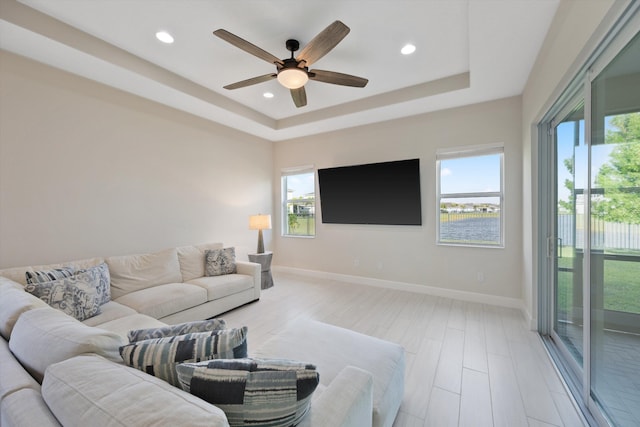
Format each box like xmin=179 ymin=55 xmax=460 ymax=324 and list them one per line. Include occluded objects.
xmin=537 ymin=3 xmax=640 ymax=426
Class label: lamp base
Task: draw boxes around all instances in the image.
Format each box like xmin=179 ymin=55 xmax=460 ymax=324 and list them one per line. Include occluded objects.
xmin=257 ymin=229 xmax=264 ymax=254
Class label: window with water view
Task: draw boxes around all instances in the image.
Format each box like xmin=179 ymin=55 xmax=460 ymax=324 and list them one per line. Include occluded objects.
xmin=437 ymin=148 xmax=504 ymax=247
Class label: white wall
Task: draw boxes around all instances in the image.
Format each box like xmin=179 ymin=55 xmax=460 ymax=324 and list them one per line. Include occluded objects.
xmin=0 ymin=51 xmax=273 ymax=268
xmin=274 ymin=96 xmax=523 ymax=301
xmin=521 ymin=0 xmax=617 ymax=326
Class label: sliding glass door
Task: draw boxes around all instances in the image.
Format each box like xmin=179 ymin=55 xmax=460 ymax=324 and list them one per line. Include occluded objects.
xmin=588 ymin=30 xmax=640 ymax=426
xmin=552 ymin=100 xmax=586 ymax=376
xmin=541 ymin=10 xmax=639 ymax=427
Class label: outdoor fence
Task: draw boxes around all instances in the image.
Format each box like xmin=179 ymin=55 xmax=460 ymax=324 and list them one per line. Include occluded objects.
xmin=558 ymin=214 xmax=640 ymax=250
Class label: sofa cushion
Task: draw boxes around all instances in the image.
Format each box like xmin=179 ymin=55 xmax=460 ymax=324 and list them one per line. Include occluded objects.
xmin=1 ymin=387 xmax=61 ymax=427
xmin=9 ymin=307 xmax=125 ymax=382
xmin=0 ymin=287 xmax=49 ymax=340
xmin=77 ymin=262 xmax=111 ymax=304
xmin=114 ymin=283 xmax=207 ymax=319
xmin=119 ymin=327 xmax=248 ymax=387
xmin=186 ymin=274 xmax=254 ymax=301
xmin=24 ymin=271 xmax=102 ymax=321
xmin=81 ymin=301 xmax=137 ymax=327
xmin=106 ymin=248 xmax=182 ymax=299
xmin=205 ymin=247 xmax=237 ymax=276
xmin=42 ymin=354 xmax=228 ymax=427
xmin=25 ymin=266 xmax=75 ymax=284
xmin=177 ymin=242 xmax=224 ymax=282
xmin=0 ymin=277 xmax=22 ymax=291
xmin=0 ymin=338 xmax=41 ymax=402
xmin=176 ymin=358 xmax=319 ymax=427
xmin=94 ymin=314 xmax=167 ymax=340
xmin=128 ymin=318 xmax=227 ymax=342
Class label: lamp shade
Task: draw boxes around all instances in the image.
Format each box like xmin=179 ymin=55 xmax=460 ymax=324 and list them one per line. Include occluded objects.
xmin=249 ymin=214 xmax=272 ymax=230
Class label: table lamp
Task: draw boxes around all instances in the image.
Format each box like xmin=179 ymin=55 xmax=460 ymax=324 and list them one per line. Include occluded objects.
xmin=249 ymin=214 xmax=271 ymax=254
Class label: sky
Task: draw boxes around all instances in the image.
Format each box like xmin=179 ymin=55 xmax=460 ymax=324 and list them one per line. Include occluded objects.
xmin=284 ymin=172 xmax=314 ymax=198
xmin=440 ymin=153 xmax=501 ymax=195
xmin=556 ymin=117 xmax=616 ymax=205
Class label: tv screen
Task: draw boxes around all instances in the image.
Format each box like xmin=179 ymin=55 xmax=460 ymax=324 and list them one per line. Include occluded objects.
xmin=318 ymin=159 xmax=422 ymax=225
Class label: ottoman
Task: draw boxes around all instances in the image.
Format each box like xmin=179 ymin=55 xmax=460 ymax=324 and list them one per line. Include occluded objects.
xmin=253 ymin=319 xmax=405 ymax=427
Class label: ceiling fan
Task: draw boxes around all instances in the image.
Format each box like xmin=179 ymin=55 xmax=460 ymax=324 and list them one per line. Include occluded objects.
xmin=213 ymin=21 xmax=368 ymax=108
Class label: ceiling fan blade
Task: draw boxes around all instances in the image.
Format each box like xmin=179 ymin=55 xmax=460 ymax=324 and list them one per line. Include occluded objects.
xmin=296 ymin=21 xmax=350 ymax=67
xmin=223 ymin=73 xmax=277 ymax=90
xmin=309 ymin=69 xmax=368 ymax=87
xmin=214 ymin=29 xmax=284 ymax=66
xmin=290 ymin=87 xmax=307 ymax=108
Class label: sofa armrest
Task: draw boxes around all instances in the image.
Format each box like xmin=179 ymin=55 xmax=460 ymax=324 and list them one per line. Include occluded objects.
xmin=302 ymin=366 xmax=374 ymax=427
xmin=236 ymin=261 xmax=261 ymax=300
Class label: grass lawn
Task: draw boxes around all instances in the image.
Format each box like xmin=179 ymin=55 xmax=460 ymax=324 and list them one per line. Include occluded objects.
xmin=286 ymin=217 xmax=315 ymax=236
xmin=557 ymin=246 xmax=640 ymax=315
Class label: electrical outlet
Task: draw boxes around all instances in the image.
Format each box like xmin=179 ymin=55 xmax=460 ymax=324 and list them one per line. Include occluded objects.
xmin=377 ymin=261 xmax=383 ymax=270
xmin=354 ymin=259 xmax=360 ymax=267
xmin=477 ymin=272 xmax=485 ymax=282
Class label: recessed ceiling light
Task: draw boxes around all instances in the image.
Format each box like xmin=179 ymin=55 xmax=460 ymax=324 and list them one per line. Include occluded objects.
xmin=401 ymin=44 xmax=416 ymax=55
xmin=155 ymin=31 xmax=174 ymax=44
xmin=263 ymin=92 xmax=274 ymax=99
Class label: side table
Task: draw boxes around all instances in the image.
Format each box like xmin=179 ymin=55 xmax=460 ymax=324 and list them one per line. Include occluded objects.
xmin=248 ymin=252 xmax=274 ymax=290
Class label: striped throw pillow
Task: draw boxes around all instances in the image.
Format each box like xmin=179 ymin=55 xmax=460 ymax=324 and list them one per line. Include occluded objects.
xmin=127 ymin=318 xmax=227 ymax=343
xmin=176 ymin=358 xmax=319 ymax=427
xmin=119 ymin=327 xmax=247 ymax=387
xmin=25 ymin=267 xmax=75 ymax=284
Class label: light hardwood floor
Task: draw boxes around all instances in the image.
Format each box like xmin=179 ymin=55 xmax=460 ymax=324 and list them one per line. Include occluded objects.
xmin=222 ymin=271 xmax=586 ymax=427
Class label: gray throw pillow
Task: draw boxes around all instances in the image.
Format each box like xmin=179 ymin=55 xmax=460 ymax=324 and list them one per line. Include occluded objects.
xmin=176 ymin=358 xmax=319 ymax=427
xmin=205 ymin=247 xmax=237 ymax=276
xmin=24 ymin=271 xmax=102 ymax=321
xmin=127 ymin=318 xmax=227 ymax=343
xmin=119 ymin=327 xmax=248 ymax=387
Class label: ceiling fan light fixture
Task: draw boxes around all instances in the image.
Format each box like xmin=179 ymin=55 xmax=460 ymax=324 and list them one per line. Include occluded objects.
xmin=277 ymin=68 xmax=308 ymax=89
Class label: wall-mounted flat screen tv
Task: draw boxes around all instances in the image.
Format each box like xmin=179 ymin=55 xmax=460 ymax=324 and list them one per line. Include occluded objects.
xmin=318 ymin=158 xmax=422 ymax=225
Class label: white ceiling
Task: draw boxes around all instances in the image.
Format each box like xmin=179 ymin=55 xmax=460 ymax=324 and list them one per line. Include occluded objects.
xmin=0 ymin=0 xmax=559 ymax=141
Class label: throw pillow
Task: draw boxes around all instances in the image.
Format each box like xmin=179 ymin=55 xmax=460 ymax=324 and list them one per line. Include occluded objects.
xmin=176 ymin=358 xmax=319 ymax=427
xmin=24 ymin=271 xmax=102 ymax=321
xmin=25 ymin=266 xmax=75 ymax=284
xmin=205 ymin=247 xmax=237 ymax=276
xmin=119 ymin=326 xmax=248 ymax=387
xmin=127 ymin=318 xmax=227 ymax=343
xmin=77 ymin=262 xmax=111 ymax=305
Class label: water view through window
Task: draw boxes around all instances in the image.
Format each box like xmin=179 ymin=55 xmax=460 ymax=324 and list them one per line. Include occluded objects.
xmin=437 ymin=150 xmax=503 ymax=246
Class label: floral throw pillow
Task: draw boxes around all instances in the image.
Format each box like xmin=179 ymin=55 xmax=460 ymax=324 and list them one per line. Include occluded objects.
xmin=24 ymin=271 xmax=102 ymax=321
xmin=205 ymin=247 xmax=237 ymax=276
xmin=77 ymin=263 xmax=111 ymax=305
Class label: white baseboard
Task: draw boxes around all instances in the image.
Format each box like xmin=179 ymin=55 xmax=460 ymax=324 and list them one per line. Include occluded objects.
xmin=273 ymin=265 xmax=525 ymax=312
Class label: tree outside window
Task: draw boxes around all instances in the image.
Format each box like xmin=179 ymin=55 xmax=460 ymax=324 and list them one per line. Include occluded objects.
xmin=282 ymin=170 xmax=315 ymax=237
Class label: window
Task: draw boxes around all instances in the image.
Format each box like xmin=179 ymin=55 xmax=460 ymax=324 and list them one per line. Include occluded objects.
xmin=436 ymin=146 xmax=504 ymax=247
xmin=281 ymin=167 xmax=316 ymax=237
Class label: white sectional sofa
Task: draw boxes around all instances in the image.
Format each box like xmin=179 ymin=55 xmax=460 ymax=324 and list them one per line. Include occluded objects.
xmin=0 ymin=242 xmax=261 ymax=329
xmin=0 ymin=243 xmax=401 ymax=426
